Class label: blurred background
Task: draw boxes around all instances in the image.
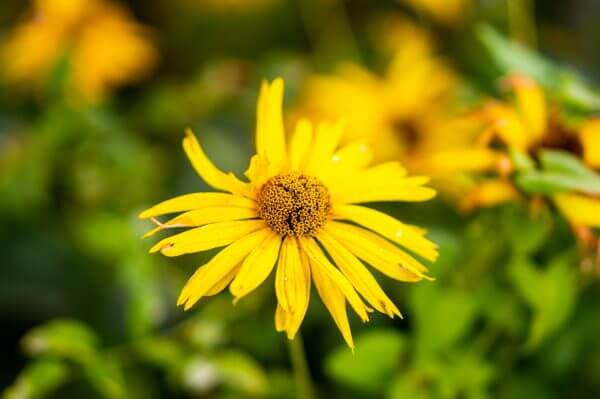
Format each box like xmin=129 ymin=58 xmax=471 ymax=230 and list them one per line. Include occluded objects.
xmin=1 ymin=0 xmax=600 ymax=398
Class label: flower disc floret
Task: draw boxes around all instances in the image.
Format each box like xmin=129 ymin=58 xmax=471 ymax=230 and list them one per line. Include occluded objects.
xmin=257 ymin=173 xmax=331 ymax=236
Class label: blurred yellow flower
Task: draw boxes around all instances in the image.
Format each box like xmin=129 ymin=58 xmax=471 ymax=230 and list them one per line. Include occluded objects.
xmin=295 ymin=20 xmax=457 ymax=163
xmin=140 ymin=78 xmax=438 ymax=348
xmin=1 ymin=0 xmax=158 ymax=102
xmin=431 ymin=74 xmax=600 ymax=226
xmin=403 ymin=0 xmax=471 ymax=25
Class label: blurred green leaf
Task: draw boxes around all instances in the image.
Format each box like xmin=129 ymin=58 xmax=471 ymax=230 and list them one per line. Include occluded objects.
xmin=3 ymin=359 xmax=70 ymax=399
xmin=83 ymin=354 xmax=126 ymax=399
xmin=503 ymin=205 xmax=551 ymax=255
xmin=477 ymin=24 xmax=600 ymax=111
xmin=22 ymin=319 xmax=99 ymax=363
xmin=509 ymin=148 xmax=536 ymax=172
xmin=539 ymin=150 xmax=600 ymax=194
xmin=325 ymin=329 xmax=407 ymax=394
xmin=508 ymin=254 xmax=578 ymax=350
xmin=387 ymin=374 xmax=431 ymax=399
xmin=213 ymin=350 xmax=268 ymax=396
xmin=412 ymin=284 xmax=478 ymax=357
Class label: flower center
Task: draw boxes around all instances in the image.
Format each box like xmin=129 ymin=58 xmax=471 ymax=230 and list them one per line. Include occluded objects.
xmin=257 ymin=173 xmax=331 ymax=237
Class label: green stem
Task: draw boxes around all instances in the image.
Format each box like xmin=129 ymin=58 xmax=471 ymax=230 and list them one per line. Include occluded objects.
xmin=287 ymin=334 xmax=317 ymax=399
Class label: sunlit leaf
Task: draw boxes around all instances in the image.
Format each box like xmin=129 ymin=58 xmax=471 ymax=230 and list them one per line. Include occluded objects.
xmin=326 ymin=329 xmax=407 ymax=394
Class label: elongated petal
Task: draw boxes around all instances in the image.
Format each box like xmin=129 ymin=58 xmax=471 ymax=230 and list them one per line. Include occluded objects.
xmin=245 ymin=154 xmax=271 ymax=193
xmin=424 ymin=148 xmax=500 ymax=174
xmin=150 ymin=220 xmax=266 ymax=256
xmin=554 ymin=193 xmax=600 ymax=227
xmin=333 ymin=205 xmax=438 ymax=261
xmin=275 ymin=239 xmax=311 ymax=339
xmin=581 ymin=119 xmax=600 ymax=168
xmin=325 ymin=222 xmax=429 ymax=281
xmin=305 ymin=120 xmax=344 ymax=176
xmin=289 ymin=119 xmax=313 ymax=172
xmin=317 ymin=230 xmax=401 ymax=318
xmin=177 ymin=228 xmax=272 ymax=309
xmin=256 ymin=78 xmax=286 ymax=170
xmin=299 ymin=237 xmax=370 ymax=322
xmin=506 ymin=74 xmax=547 ymax=140
xmin=230 ymin=233 xmax=281 ymax=300
xmin=275 ymin=237 xmax=310 ymax=339
xmin=139 ymin=192 xmax=255 ymax=219
xmin=330 ymin=140 xmax=373 ymax=172
xmin=310 ymin=252 xmax=355 ymax=349
xmin=484 ymin=102 xmax=532 ymax=149
xmin=330 ymin=163 xmax=436 ymax=203
xmin=143 ymin=207 xmax=258 ymax=238
xmin=183 ymin=129 xmax=250 ymax=195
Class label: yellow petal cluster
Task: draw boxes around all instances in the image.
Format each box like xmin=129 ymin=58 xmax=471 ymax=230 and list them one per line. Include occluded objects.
xmin=2 ymin=0 xmax=158 ymax=102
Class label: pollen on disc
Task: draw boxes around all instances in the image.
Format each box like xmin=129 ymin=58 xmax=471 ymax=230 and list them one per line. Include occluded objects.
xmin=257 ymin=173 xmax=331 ymax=237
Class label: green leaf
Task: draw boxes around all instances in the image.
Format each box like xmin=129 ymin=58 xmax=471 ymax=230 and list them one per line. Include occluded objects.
xmin=508 ymin=254 xmax=578 ymax=350
xmin=83 ymin=354 xmax=126 ymax=399
xmin=509 ymin=148 xmax=536 ymax=172
xmin=411 ymin=284 xmax=478 ymax=357
xmin=539 ymin=150 xmax=600 ymax=194
xmin=476 ymin=24 xmax=600 ymax=112
xmin=22 ymin=319 xmax=99 ymax=364
xmin=3 ymin=359 xmax=70 ymax=399
xmin=515 ymin=151 xmax=600 ymax=195
xmin=325 ymin=329 xmax=407 ymax=394
xmin=503 ymin=205 xmax=551 ymax=255
xmin=213 ymin=351 xmax=268 ymax=396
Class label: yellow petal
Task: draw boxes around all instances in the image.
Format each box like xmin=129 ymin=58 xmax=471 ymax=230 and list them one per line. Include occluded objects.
xmin=275 ymin=303 xmax=289 ymax=332
xmin=325 ymin=222 xmax=428 ymax=282
xmin=244 ymin=154 xmax=271 ymax=194
xmin=330 ymin=163 xmax=436 ymax=203
xmin=256 ymin=78 xmax=287 ymax=171
xmin=275 ymin=239 xmax=311 ymax=339
xmin=484 ymin=102 xmax=532 ymax=149
xmin=183 ymin=129 xmax=250 ymax=195
xmin=150 ymin=220 xmax=266 ymax=256
xmin=424 ymin=148 xmax=500 ymax=175
xmin=581 ymin=119 xmax=600 ymax=168
xmin=317 ymin=231 xmax=401 ymax=318
xmin=143 ymin=207 xmax=257 ymax=238
xmin=299 ymin=237 xmax=370 ymax=322
xmin=329 ymin=140 xmax=373 ymax=173
xmin=305 ymin=120 xmax=344 ymax=176
xmin=289 ymin=119 xmax=313 ymax=172
xmin=177 ymin=228 xmax=271 ymax=309
xmin=139 ymin=192 xmax=255 ymax=219
xmin=333 ymin=205 xmax=438 ymax=261
xmin=460 ymin=180 xmax=519 ymax=211
xmin=554 ymin=193 xmax=600 ymax=227
xmin=506 ymin=74 xmax=547 ymax=140
xmin=230 ymin=233 xmax=281 ymax=301
xmin=310 ymin=252 xmax=355 ymax=349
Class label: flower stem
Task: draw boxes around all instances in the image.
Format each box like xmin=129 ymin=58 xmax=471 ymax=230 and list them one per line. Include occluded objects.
xmin=287 ymin=333 xmax=317 ymax=399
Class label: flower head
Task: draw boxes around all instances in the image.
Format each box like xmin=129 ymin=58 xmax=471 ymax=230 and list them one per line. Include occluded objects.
xmin=1 ymin=0 xmax=157 ymax=102
xmin=294 ymin=19 xmax=459 ymax=163
xmin=141 ymin=78 xmax=438 ymax=348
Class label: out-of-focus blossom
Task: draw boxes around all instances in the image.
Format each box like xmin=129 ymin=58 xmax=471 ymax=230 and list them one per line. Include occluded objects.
xmin=432 ymin=74 xmax=600 ymax=228
xmin=1 ymin=0 xmax=158 ymax=102
xmin=402 ymin=0 xmax=471 ymax=25
xmin=140 ymin=79 xmax=438 ymax=348
xmin=295 ymin=20 xmax=459 ymax=164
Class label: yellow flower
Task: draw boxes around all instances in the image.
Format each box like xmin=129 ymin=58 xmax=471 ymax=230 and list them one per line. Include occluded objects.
xmin=1 ymin=0 xmax=157 ymax=102
xmin=140 ymin=79 xmax=438 ymax=348
xmin=430 ymin=74 xmax=600 ymax=226
xmin=294 ymin=20 xmax=457 ymax=163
